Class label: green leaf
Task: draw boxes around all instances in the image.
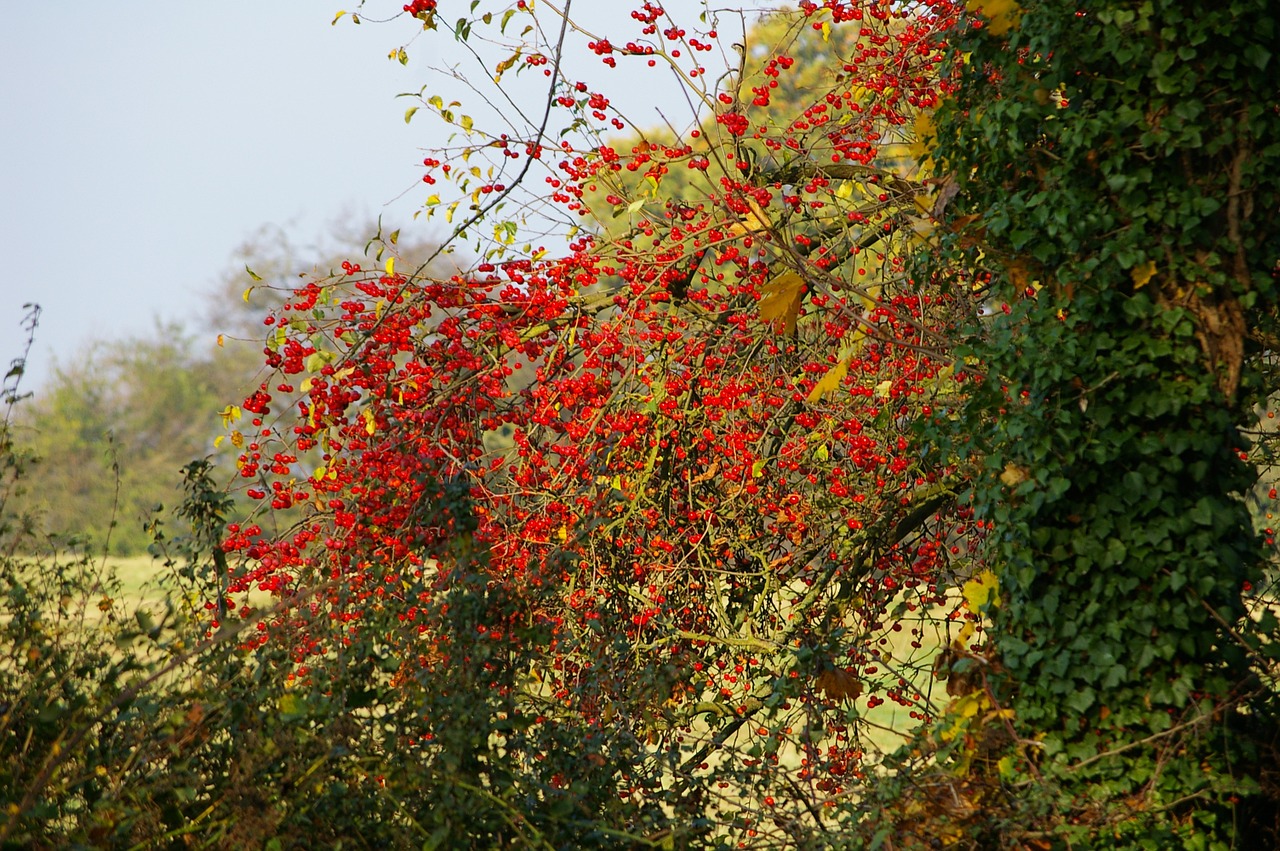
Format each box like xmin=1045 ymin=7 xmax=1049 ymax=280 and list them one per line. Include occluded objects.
xmin=278 ymin=693 xmax=307 ymax=721
xmin=1244 ymin=43 xmax=1271 ymax=70
xmin=1064 ymin=688 xmax=1095 ymax=714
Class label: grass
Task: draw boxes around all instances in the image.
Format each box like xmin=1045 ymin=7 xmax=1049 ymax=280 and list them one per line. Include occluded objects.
xmin=105 ymin=554 xmax=172 ymax=603
xmin=95 ymin=551 xmax=961 ymax=768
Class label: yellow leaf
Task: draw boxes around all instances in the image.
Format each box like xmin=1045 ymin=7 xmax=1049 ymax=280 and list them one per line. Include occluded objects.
xmin=759 ymin=272 xmax=805 ymax=335
xmin=219 ymin=405 xmax=242 ymax=428
xmin=963 ymin=569 xmax=1001 ymax=611
xmin=807 ymin=359 xmax=848 ymax=402
xmin=242 ymin=287 xmax=253 ymax=303
xmin=216 ymin=334 xmax=224 ymax=347
xmin=725 ymin=196 xmax=772 ymax=237
xmin=851 ymin=281 xmax=881 ymax=313
xmin=1131 ymin=260 xmax=1157 ymax=290
xmin=955 ymin=692 xmax=984 ymax=719
xmin=908 ymin=109 xmax=937 ymax=166
xmin=230 ymin=430 xmax=244 ymax=449
xmin=999 ymin=462 xmax=1029 ymax=487
xmin=385 ymin=257 xmax=395 ymax=277
xmin=331 ymin=9 xmax=347 ymax=25
xmin=556 ymin=525 xmax=568 ymax=543
xmin=821 ymin=21 xmax=831 ymax=42
xmin=362 ymin=408 xmax=377 ymax=436
xmin=908 ymin=215 xmax=937 ymax=245
xmin=213 ymin=435 xmax=225 ymax=449
xmin=967 ymin=0 xmax=1022 ymax=36
xmin=835 ymin=181 xmax=853 ymax=200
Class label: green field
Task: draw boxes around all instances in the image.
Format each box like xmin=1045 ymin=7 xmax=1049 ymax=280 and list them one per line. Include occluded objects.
xmin=104 ymin=554 xmax=173 ymax=601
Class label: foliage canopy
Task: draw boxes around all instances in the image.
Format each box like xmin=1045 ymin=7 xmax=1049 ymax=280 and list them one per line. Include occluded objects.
xmin=4 ymin=0 xmax=1280 ymax=847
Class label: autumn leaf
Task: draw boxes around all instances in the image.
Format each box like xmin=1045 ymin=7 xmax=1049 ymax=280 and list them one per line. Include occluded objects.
xmin=690 ymin=461 xmax=719 ymax=484
xmin=963 ymin=569 xmax=1001 ymax=611
xmin=808 ymin=358 xmax=848 ymax=402
xmin=967 ymin=0 xmax=1022 ymax=36
xmin=816 ymin=666 xmax=862 ymax=702
xmin=725 ymin=195 xmax=773 ymax=238
xmin=1005 ymin=258 xmax=1036 ymax=292
xmin=1131 ymin=260 xmax=1157 ymax=290
xmin=999 ymin=462 xmax=1029 ymax=487
xmin=908 ymin=109 xmax=937 ymax=166
xmin=759 ymin=271 xmax=805 ymax=335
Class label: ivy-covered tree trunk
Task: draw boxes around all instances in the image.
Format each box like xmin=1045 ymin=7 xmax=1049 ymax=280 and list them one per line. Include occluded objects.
xmin=934 ymin=0 xmax=1280 ymax=844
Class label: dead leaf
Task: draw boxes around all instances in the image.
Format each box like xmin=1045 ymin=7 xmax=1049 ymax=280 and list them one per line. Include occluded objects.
xmin=690 ymin=461 xmax=719 ymax=484
xmin=999 ymin=462 xmax=1029 ymax=488
xmin=931 ymin=176 xmax=961 ymax=218
xmin=816 ymin=666 xmax=862 ymax=702
xmin=1005 ymin=258 xmax=1036 ymax=292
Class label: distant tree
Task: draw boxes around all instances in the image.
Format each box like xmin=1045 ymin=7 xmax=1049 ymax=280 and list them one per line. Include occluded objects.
xmin=14 ymin=218 xmax=449 ymax=556
xmin=12 ymin=327 xmax=222 ymax=554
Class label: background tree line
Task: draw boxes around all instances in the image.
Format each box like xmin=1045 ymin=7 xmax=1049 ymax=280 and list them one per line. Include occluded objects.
xmin=9 ymin=221 xmax=448 ymax=555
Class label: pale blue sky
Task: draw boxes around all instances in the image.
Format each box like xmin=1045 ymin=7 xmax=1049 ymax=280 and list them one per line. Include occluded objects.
xmin=0 ymin=2 xmax=762 ymax=390
xmin=1 ymin=3 xmax=438 ymax=388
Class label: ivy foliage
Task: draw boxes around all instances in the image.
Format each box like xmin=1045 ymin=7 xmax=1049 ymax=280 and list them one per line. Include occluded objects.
xmin=906 ymin=0 xmax=1280 ymax=844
